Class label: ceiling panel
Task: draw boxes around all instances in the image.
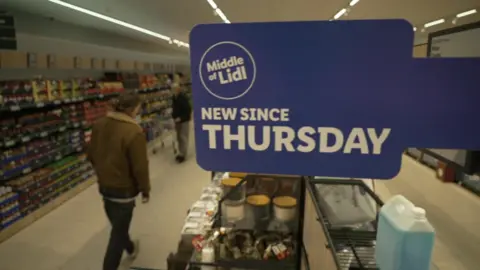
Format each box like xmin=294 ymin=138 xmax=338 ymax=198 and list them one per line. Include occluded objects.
xmin=216 ymin=0 xmax=346 ymax=22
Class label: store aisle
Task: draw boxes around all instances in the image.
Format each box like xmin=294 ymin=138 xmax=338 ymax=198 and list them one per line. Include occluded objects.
xmin=0 ymin=133 xmax=209 ymax=270
xmin=375 ymin=155 xmax=480 ymax=270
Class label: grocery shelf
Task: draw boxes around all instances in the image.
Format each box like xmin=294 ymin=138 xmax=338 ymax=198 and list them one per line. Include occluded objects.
xmin=0 ymin=175 xmax=96 ymax=243
xmin=0 ymin=86 xmax=171 ymax=113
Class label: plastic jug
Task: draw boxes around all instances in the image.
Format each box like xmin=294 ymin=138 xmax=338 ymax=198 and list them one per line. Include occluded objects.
xmin=376 ymin=195 xmax=435 ymax=270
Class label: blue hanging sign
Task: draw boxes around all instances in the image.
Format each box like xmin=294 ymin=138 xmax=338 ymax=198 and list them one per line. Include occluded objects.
xmin=189 ymin=19 xmax=480 ymax=179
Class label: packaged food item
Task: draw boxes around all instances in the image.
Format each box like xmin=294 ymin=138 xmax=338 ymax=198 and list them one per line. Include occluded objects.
xmin=32 ymin=78 xmax=49 ymax=103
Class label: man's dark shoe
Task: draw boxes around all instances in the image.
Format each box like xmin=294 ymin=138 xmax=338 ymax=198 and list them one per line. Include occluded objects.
xmin=127 ymin=239 xmax=140 ymax=259
xmin=176 ymin=156 xmax=185 ymax=163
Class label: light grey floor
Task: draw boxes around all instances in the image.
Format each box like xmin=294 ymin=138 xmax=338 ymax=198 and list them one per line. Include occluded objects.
xmin=375 ymin=155 xmax=480 ymax=270
xmin=0 ymin=132 xmax=210 ymax=270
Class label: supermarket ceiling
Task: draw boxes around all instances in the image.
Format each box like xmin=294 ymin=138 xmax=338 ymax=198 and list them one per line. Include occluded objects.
xmin=1 ymin=0 xmax=480 ymax=51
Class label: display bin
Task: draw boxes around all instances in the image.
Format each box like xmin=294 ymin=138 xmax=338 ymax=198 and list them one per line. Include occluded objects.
xmin=303 ymin=178 xmax=384 ymax=270
xmin=187 ymin=172 xmax=307 ymax=270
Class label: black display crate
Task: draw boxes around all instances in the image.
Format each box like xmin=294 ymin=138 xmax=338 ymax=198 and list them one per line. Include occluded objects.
xmin=187 ymin=172 xmax=307 ymax=270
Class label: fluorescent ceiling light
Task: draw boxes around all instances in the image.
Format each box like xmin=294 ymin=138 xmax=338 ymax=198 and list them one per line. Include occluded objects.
xmin=207 ymin=0 xmax=230 ymax=23
xmin=48 ymin=0 xmax=189 ymax=48
xmin=334 ymin=8 xmax=347 ymax=20
xmin=215 ymin=8 xmax=228 ymax=22
xmin=349 ymin=0 xmax=360 ymax=7
xmin=206 ymin=0 xmax=218 ymax=9
xmin=456 ymin=9 xmax=477 ymax=18
xmin=413 ymin=27 xmax=417 ymax=31
xmin=424 ymin=18 xmax=445 ymax=28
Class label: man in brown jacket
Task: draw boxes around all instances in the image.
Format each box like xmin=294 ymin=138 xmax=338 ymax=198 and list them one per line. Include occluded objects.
xmin=87 ymin=93 xmax=151 ymax=270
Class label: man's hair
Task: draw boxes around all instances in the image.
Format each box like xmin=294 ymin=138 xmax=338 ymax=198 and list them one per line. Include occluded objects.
xmin=111 ymin=92 xmax=141 ymax=113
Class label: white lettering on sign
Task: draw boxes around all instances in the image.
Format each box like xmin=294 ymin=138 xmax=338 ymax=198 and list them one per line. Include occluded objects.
xmin=201 ymin=124 xmax=391 ymax=155
xmin=202 ymin=107 xmax=290 ymax=122
xmin=206 ymin=56 xmax=247 ymax=85
xmin=199 ymin=107 xmax=391 ymax=155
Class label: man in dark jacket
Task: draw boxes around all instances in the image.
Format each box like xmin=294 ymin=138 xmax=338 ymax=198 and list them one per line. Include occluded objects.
xmin=171 ymin=83 xmax=192 ymax=163
xmin=87 ymin=93 xmax=151 ymax=270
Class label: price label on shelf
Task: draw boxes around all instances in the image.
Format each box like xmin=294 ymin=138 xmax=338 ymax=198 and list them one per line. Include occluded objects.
xmin=22 ymin=168 xmax=32 ymax=174
xmin=54 ymin=100 xmax=61 ymax=105
xmin=64 ymin=99 xmax=71 ymax=103
xmin=21 ymin=136 xmax=30 ymax=142
xmin=36 ymin=103 xmax=44 ymax=108
xmin=189 ymin=20 xmax=480 ymax=179
xmin=40 ymin=131 xmax=48 ymax=137
xmin=59 ymin=126 xmax=67 ymax=132
xmin=9 ymin=105 xmax=20 ymax=112
xmin=99 ymin=94 xmax=104 ymax=98
xmin=55 ymin=155 xmax=62 ymax=161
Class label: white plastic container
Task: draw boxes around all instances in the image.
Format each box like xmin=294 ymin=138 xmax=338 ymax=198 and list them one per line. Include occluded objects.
xmin=376 ymin=195 xmax=435 ymax=270
xmin=201 ymin=245 xmax=216 ymax=270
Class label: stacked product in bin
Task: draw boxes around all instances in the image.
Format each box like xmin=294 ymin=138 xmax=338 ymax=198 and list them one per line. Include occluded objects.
xmin=181 ymin=183 xmax=221 ymax=238
xmin=186 ymin=172 xmax=303 ymax=269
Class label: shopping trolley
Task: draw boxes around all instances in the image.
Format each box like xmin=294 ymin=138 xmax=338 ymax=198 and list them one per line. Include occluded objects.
xmin=149 ymin=112 xmax=178 ymax=156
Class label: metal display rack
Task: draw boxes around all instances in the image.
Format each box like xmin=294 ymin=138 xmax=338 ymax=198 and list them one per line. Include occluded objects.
xmin=303 ymin=178 xmax=384 ymax=270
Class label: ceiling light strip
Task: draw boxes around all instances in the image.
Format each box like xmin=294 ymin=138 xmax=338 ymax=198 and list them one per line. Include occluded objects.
xmin=349 ymin=0 xmax=360 ymax=7
xmin=48 ymin=0 xmax=190 ymax=48
xmin=334 ymin=8 xmax=347 ymax=20
xmin=206 ymin=0 xmax=230 ymax=23
xmin=456 ymin=9 xmax=477 ymax=18
xmin=413 ymin=7 xmax=479 ymax=33
xmin=424 ymin=19 xmax=445 ymax=28
xmin=332 ymin=0 xmax=361 ymax=20
xmin=206 ymin=0 xmax=218 ymax=9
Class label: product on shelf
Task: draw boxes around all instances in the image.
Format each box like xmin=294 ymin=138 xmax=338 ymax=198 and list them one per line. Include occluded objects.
xmin=32 ymin=78 xmax=49 ymax=103
xmin=272 ymin=196 xmax=297 ymax=222
xmin=221 ymin=177 xmax=245 ymax=202
xmin=47 ymin=80 xmax=63 ymax=101
xmin=0 ymin=186 xmax=21 ymax=230
xmin=0 ymin=80 xmax=34 ymax=105
xmin=191 ymin=228 xmax=296 ymax=263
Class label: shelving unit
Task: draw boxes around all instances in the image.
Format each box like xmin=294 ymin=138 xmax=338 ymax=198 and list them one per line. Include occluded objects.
xmin=0 ymin=73 xmax=178 ymax=242
xmin=183 ymin=172 xmax=306 ymax=270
